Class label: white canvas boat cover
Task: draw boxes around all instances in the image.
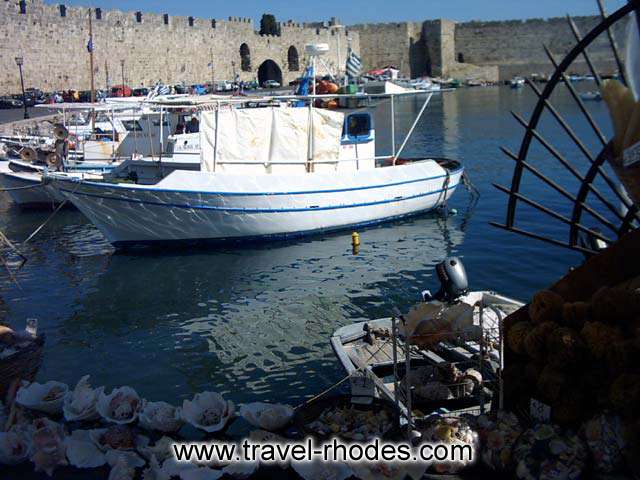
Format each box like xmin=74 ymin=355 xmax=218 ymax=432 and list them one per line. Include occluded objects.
xmin=200 ymin=107 xmax=344 ymax=172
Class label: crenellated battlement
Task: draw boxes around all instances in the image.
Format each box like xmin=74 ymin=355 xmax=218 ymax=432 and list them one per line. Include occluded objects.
xmin=0 ymin=0 xmax=358 ymax=94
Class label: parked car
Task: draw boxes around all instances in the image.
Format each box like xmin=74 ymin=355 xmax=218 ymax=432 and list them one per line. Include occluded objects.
xmin=15 ymin=94 xmax=35 ymax=107
xmin=133 ymin=87 xmax=150 ymax=97
xmin=262 ymin=80 xmax=281 ymax=89
xmin=243 ymin=80 xmax=258 ymax=90
xmin=214 ymin=81 xmax=233 ymax=92
xmin=110 ymin=85 xmax=132 ymax=97
xmin=190 ymin=84 xmax=208 ymax=95
xmin=0 ymin=96 xmax=23 ymax=109
xmin=25 ymin=88 xmax=46 ymax=104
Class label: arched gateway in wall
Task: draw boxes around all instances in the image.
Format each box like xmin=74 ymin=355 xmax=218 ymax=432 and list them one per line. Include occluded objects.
xmin=257 ymin=60 xmax=283 ymax=86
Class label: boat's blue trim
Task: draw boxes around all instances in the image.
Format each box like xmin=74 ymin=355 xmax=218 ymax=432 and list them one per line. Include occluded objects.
xmin=60 ymin=182 xmax=459 ymax=213
xmin=57 ymin=165 xmax=464 ymax=197
xmin=111 ymin=206 xmax=445 ymax=249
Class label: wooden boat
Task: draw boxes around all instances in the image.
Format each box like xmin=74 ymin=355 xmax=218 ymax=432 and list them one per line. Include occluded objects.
xmin=331 ymin=290 xmax=523 ymax=420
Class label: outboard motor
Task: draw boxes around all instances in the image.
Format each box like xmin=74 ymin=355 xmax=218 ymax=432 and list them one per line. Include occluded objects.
xmin=423 ymin=257 xmax=469 ymax=303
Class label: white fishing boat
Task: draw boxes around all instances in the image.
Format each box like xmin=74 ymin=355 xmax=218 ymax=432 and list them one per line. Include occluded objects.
xmin=0 ymin=160 xmax=109 ymax=208
xmin=331 ymin=258 xmax=523 ymax=418
xmin=47 ymin=93 xmax=463 ymax=247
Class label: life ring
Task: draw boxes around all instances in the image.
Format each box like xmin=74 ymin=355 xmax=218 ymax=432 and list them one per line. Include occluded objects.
xmin=20 ymin=147 xmax=38 ymax=163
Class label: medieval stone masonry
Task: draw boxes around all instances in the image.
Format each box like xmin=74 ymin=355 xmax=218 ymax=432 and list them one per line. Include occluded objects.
xmin=0 ymin=0 xmax=629 ymax=94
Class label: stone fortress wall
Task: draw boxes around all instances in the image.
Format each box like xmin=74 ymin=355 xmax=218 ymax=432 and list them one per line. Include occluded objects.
xmin=352 ymin=14 xmax=628 ymax=82
xmin=0 ymin=0 xmax=357 ymax=94
xmin=0 ymin=0 xmax=630 ymax=94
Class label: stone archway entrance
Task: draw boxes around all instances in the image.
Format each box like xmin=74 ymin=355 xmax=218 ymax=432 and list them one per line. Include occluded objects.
xmin=257 ymin=60 xmax=283 ymax=86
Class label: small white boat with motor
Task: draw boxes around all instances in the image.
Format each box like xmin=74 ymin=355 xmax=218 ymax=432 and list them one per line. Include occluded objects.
xmin=47 ymin=93 xmax=464 ymax=247
xmin=331 ymin=257 xmax=523 ymax=418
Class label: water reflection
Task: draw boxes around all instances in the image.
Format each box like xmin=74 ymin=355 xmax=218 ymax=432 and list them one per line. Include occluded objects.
xmin=0 ymin=86 xmax=616 ymax=408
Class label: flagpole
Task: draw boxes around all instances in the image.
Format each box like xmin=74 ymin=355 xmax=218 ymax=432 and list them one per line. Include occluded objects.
xmin=88 ymin=8 xmax=95 ymax=133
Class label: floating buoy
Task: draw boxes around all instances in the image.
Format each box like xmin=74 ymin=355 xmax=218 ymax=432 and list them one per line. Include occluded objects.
xmin=351 ymin=232 xmax=360 ymax=255
xmin=351 ymin=232 xmax=360 ymax=247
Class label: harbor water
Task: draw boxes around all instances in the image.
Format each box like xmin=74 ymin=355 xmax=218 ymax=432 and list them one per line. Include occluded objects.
xmin=0 ymin=86 xmax=613 ymax=413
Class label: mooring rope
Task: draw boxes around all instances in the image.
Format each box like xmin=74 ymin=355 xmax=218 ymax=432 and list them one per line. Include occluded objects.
xmin=22 ymin=181 xmax=80 ymax=244
xmin=294 ymin=336 xmax=392 ymax=411
xmin=0 ymin=183 xmax=45 ymax=192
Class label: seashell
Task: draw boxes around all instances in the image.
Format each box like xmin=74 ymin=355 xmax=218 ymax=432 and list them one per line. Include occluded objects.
xmin=0 ymin=429 xmax=31 ymax=465
xmin=16 ymin=380 xmax=68 ymax=415
xmin=90 ymin=426 xmax=149 ymax=452
xmin=181 ymin=392 xmax=235 ymax=433
xmin=292 ymin=460 xmax=352 ymax=480
xmin=106 ymin=449 xmax=146 ymax=468
xmin=139 ymin=401 xmax=184 ymax=433
xmin=108 ymin=456 xmax=137 ymax=480
xmin=240 ymin=402 xmax=294 ymax=431
xmin=139 ymin=436 xmax=175 ymax=464
xmin=222 ymin=459 xmax=259 ymax=479
xmin=161 ymin=457 xmax=223 ymax=480
xmin=65 ymin=437 xmax=106 ymax=469
xmin=97 ymin=386 xmax=143 ymax=425
xmin=30 ymin=417 xmax=68 ymax=476
xmin=63 ymin=375 xmax=104 ymax=422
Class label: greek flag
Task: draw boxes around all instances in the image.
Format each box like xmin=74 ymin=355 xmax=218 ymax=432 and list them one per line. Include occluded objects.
xmin=346 ymin=49 xmax=362 ymax=78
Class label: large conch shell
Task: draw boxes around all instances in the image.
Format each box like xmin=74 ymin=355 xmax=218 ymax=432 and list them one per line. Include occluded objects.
xmin=106 ymin=449 xmax=146 ymax=468
xmin=139 ymin=436 xmax=175 ymax=464
xmin=181 ymin=392 xmax=235 ymax=433
xmin=291 ymin=460 xmax=352 ymax=480
xmin=89 ymin=426 xmax=149 ymax=452
xmin=0 ymin=428 xmax=31 ymax=465
xmin=139 ymin=401 xmax=184 ymax=433
xmin=65 ymin=433 xmax=106 ymax=469
xmin=239 ymin=402 xmax=293 ymax=431
xmin=108 ymin=455 xmax=137 ymax=480
xmin=400 ymin=302 xmax=474 ymax=346
xmin=30 ymin=418 xmax=68 ymax=476
xmin=97 ymin=386 xmax=142 ymax=425
xmin=16 ymin=380 xmax=68 ymax=415
xmin=63 ymin=375 xmax=104 ymax=422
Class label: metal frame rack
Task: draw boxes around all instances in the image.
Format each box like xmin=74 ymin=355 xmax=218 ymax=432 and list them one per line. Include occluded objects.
xmin=491 ymin=0 xmax=640 ymax=255
xmin=385 ymin=300 xmax=504 ymax=434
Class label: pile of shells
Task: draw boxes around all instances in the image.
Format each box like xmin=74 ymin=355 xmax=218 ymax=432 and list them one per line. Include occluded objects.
xmin=0 ymin=375 xmax=295 ymax=479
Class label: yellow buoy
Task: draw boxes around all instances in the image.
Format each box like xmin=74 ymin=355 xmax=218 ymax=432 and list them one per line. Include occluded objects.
xmin=351 ymin=232 xmax=360 ymax=247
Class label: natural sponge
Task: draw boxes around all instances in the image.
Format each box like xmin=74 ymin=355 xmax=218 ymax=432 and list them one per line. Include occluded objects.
xmin=506 ymin=321 xmax=532 ymax=355
xmin=591 ymin=286 xmax=640 ymax=325
xmin=610 ymin=374 xmax=640 ymax=417
xmin=524 ymin=321 xmax=558 ymax=362
xmin=581 ymin=321 xmax=624 ymax=359
xmin=547 ymin=327 xmax=586 ymax=368
xmin=562 ymin=302 xmax=591 ymax=330
xmin=537 ymin=365 xmax=566 ymax=403
xmin=529 ymin=290 xmax=564 ymax=324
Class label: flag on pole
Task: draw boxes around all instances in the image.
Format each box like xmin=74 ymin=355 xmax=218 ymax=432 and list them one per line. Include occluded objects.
xmin=346 ymin=49 xmax=362 ymax=79
xmin=87 ymin=39 xmax=94 ymax=53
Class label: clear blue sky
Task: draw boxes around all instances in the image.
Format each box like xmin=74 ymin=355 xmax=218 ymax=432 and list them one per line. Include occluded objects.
xmin=47 ymin=0 xmax=628 ymax=25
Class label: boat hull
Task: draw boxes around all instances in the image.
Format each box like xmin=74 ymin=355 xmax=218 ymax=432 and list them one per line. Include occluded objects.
xmin=51 ymin=160 xmax=463 ymax=246
xmin=0 ymin=168 xmax=64 ymax=208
